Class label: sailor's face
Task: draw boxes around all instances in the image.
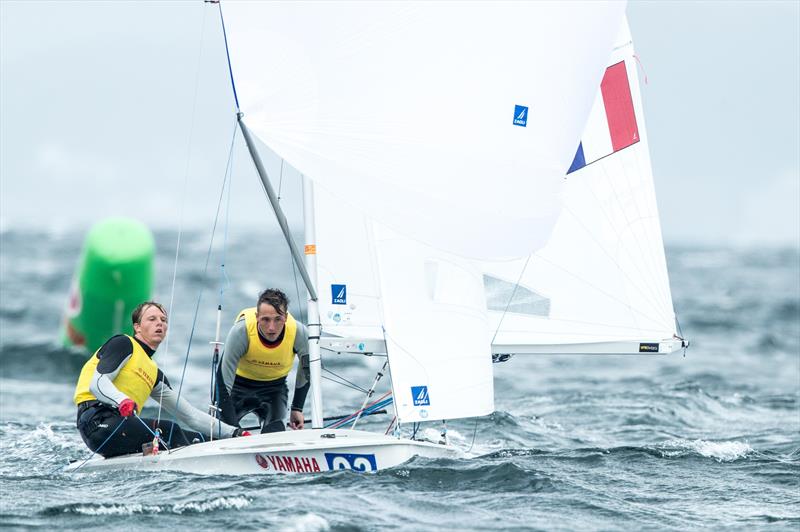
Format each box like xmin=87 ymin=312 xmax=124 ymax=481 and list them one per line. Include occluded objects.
xmin=256 ymin=303 xmax=286 ymax=342
xmin=133 ymin=305 xmax=168 ymax=349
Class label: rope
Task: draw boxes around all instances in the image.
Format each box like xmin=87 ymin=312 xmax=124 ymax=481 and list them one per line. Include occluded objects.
xmin=210 ymin=121 xmax=237 ymax=437
xmin=157 ymin=3 xmax=210 ymax=426
xmin=132 ymin=413 xmax=171 ymax=452
xmin=322 ymin=367 xmax=370 ymax=394
xmin=169 ymin=118 xmax=239 ymax=443
xmin=325 ymin=391 xmax=392 ymax=429
xmin=465 ymin=417 xmax=479 ymax=453
xmin=327 ymin=397 xmax=393 ymax=429
xmin=62 ymin=417 xmax=127 ymax=473
xmin=215 ymin=1 xmax=240 ymax=111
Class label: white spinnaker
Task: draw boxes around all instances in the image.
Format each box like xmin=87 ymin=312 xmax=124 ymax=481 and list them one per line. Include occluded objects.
xmin=483 ymin=19 xmax=677 ymax=353
xmin=222 ymin=1 xmax=627 ymax=259
xmin=372 ymin=224 xmax=494 ymax=424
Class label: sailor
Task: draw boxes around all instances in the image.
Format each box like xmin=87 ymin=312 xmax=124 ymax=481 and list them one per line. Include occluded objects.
xmin=74 ymin=301 xmax=247 ymax=458
xmin=215 ymin=288 xmax=310 ymax=433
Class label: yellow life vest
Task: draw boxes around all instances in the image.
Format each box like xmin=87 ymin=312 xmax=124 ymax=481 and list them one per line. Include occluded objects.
xmin=234 ymin=307 xmax=297 ymax=381
xmin=73 ymin=335 xmax=158 ymax=409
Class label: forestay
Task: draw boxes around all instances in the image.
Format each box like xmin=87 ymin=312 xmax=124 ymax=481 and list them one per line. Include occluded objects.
xmin=222 ymin=1 xmax=627 ymax=259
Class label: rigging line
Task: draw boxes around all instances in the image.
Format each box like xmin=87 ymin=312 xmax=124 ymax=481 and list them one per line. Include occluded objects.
xmin=276 ymin=161 xmax=305 ymax=325
xmin=323 ymin=366 xmax=369 ymax=393
xmin=326 ymin=392 xmax=393 ymax=429
xmin=169 ymin=118 xmax=240 ymax=441
xmin=219 ymin=124 xmax=237 ymax=306
xmin=491 ymin=253 xmax=533 ymax=345
xmin=321 ymin=375 xmax=365 ymax=393
xmin=466 ymin=417 xmax=479 ymax=453
xmin=277 ymin=158 xmax=285 ymax=199
xmin=157 ymin=3 xmax=210 ymax=425
xmin=321 ymin=370 xmax=370 ymax=394
xmin=215 ymin=1 xmax=240 ymax=111
xmin=211 ymin=121 xmax=238 ymax=436
xmin=328 ymin=399 xmax=393 ymax=430
xmin=62 ymin=417 xmax=127 ymax=474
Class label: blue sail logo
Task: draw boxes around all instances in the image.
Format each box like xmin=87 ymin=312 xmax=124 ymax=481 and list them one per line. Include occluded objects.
xmin=331 ymin=284 xmax=346 ymax=305
xmin=513 ymin=104 xmax=528 ymax=127
xmin=411 ymin=386 xmax=430 ymax=406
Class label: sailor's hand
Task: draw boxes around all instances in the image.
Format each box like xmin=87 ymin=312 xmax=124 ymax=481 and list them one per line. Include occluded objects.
xmin=289 ymin=409 xmax=304 ymax=430
xmin=233 ymin=428 xmax=252 ymax=437
xmin=118 ymin=398 xmax=137 ymax=417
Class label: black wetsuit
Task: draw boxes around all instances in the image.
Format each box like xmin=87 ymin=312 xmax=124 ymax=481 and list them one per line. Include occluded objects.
xmin=76 ymin=336 xmax=219 ymax=458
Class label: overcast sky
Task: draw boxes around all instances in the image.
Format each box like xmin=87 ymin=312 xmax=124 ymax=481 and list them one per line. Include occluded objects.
xmin=1 ymin=0 xmax=798 ymax=246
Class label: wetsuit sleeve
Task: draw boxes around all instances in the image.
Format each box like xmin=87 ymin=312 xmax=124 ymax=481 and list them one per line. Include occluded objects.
xmin=151 ymin=378 xmax=237 ymax=439
xmin=291 ymin=322 xmax=311 ymax=412
xmin=88 ymin=335 xmax=134 ymax=408
xmin=219 ymin=319 xmax=249 ymax=394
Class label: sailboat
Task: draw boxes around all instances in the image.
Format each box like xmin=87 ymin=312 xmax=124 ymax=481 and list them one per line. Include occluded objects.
xmin=69 ymin=2 xmax=685 ymax=475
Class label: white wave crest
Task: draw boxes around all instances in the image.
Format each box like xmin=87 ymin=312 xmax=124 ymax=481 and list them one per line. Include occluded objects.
xmin=657 ymin=439 xmax=754 ymax=462
xmin=173 ymin=496 xmax=251 ymax=513
xmin=279 ymin=513 xmax=331 ymax=532
xmin=70 ymin=496 xmax=251 ymax=516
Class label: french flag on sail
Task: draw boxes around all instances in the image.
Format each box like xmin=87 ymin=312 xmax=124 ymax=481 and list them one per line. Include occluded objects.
xmin=567 ymin=61 xmax=639 ymax=174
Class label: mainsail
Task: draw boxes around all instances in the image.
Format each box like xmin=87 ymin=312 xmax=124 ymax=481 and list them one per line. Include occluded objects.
xmin=222 ymin=3 xmax=675 ymax=426
xmin=222 ymin=1 xmax=627 ymax=259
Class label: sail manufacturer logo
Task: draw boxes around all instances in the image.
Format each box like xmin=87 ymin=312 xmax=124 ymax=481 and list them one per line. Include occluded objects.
xmin=639 ymin=343 xmax=659 ymax=353
xmin=411 ymin=386 xmax=430 ymax=406
xmin=324 ymin=452 xmax=377 ymax=472
xmin=331 ymin=284 xmax=346 ymax=305
xmin=513 ymin=105 xmax=528 ymax=127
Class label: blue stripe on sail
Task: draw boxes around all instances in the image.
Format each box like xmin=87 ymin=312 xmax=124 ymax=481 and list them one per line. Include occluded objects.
xmin=567 ymin=142 xmax=586 ymax=175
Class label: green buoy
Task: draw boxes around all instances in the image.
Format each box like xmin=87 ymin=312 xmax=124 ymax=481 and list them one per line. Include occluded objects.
xmin=62 ymin=217 xmax=155 ymax=353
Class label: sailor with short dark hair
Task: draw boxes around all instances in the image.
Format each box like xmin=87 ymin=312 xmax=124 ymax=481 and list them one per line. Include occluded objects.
xmin=73 ymin=301 xmax=245 ymax=458
xmin=215 ymin=288 xmax=310 ymax=433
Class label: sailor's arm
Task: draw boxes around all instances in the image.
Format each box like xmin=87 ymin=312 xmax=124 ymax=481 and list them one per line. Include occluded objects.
xmin=219 ymin=319 xmax=249 ymax=394
xmin=151 ymin=372 xmax=237 ymax=439
xmin=291 ymin=322 xmax=311 ymax=413
xmin=88 ymin=335 xmax=134 ymax=408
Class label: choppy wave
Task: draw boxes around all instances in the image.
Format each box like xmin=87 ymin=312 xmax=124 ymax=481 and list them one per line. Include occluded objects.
xmin=2 ymin=232 xmax=798 ymax=530
xmin=41 ymin=496 xmax=251 ymax=516
xmin=653 ymin=439 xmax=755 ymax=462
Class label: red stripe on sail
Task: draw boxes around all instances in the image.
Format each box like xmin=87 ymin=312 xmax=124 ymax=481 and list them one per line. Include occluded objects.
xmin=600 ymin=61 xmax=639 ymax=152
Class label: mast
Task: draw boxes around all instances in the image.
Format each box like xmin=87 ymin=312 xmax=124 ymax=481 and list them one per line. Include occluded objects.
xmin=237 ymin=116 xmax=324 ymax=428
xmin=302 ymin=176 xmax=324 ymax=429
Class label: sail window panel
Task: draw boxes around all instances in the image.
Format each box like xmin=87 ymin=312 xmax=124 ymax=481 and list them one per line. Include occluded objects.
xmin=483 ymin=275 xmax=550 ymax=317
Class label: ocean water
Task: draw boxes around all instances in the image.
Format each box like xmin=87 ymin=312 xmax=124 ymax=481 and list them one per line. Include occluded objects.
xmin=0 ymin=229 xmax=798 ymax=531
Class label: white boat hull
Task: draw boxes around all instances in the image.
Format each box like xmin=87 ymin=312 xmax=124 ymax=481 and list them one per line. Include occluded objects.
xmin=67 ymin=428 xmax=455 ymax=475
